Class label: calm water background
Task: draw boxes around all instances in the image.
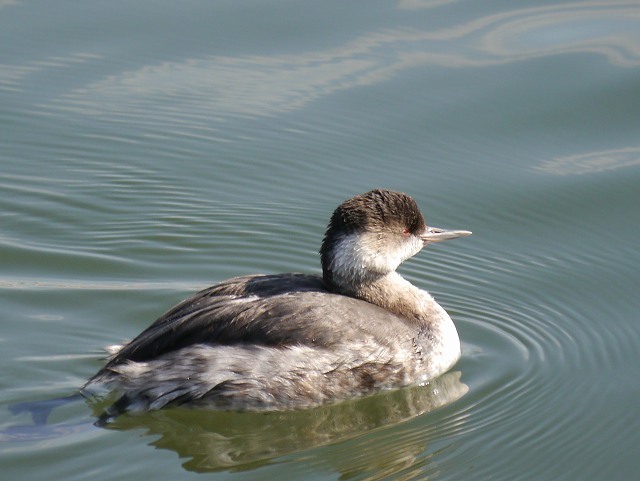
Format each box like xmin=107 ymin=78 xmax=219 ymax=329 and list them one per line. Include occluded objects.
xmin=1 ymin=0 xmax=639 ymax=479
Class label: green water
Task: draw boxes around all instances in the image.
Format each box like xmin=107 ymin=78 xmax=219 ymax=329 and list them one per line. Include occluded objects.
xmin=1 ymin=1 xmax=639 ymax=479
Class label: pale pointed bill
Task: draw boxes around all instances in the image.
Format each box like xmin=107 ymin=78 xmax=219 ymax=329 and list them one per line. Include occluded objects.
xmin=420 ymin=226 xmax=472 ymax=244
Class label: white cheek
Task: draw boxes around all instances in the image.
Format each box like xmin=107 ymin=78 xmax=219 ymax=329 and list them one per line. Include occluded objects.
xmin=329 ymin=233 xmax=423 ymax=276
xmin=398 ymin=236 xmax=424 ymax=262
xmin=329 ymin=235 xmax=366 ymax=275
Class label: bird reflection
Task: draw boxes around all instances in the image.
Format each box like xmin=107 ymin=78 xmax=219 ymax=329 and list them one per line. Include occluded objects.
xmin=95 ymin=371 xmax=467 ymax=474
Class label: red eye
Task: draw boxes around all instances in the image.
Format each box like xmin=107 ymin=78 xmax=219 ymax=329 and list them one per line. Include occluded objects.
xmin=403 ymin=228 xmax=411 ymax=236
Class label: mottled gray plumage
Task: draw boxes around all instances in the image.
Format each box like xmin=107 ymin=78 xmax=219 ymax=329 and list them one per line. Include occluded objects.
xmin=84 ymin=189 xmax=471 ymax=421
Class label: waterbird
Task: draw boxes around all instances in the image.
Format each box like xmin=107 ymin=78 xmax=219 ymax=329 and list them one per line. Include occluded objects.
xmin=84 ymin=189 xmax=471 ymax=422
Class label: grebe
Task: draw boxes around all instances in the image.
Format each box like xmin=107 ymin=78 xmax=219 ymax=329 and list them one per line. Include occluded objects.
xmin=84 ymin=189 xmax=471 ymax=421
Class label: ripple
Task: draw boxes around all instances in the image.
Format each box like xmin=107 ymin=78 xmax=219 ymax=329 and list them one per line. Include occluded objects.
xmin=0 ymin=148 xmax=329 ymax=283
xmin=412 ymin=233 xmax=640 ymax=479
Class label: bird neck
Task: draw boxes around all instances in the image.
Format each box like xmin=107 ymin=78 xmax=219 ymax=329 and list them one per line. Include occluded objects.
xmin=338 ymin=272 xmax=438 ymax=326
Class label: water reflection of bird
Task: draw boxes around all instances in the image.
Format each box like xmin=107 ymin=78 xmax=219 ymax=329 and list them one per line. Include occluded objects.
xmin=102 ymin=371 xmax=468 ymax=473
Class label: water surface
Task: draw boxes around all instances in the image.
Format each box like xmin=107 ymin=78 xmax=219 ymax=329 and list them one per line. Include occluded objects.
xmin=1 ymin=1 xmax=639 ymax=480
